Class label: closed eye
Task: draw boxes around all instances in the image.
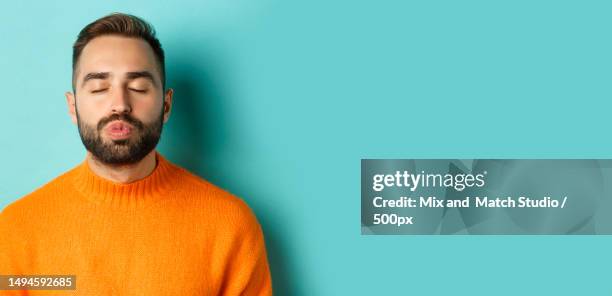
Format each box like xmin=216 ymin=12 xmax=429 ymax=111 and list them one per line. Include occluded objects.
xmin=129 ymin=88 xmax=147 ymax=93
xmin=91 ymin=89 xmax=108 ymax=94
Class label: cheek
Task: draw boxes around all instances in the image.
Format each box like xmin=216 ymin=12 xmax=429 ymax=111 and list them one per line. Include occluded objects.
xmin=75 ymin=100 xmax=103 ymax=125
xmin=132 ymin=96 xmax=164 ymax=119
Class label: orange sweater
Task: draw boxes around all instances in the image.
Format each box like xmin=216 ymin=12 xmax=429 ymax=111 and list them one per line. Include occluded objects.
xmin=0 ymin=152 xmax=272 ymax=295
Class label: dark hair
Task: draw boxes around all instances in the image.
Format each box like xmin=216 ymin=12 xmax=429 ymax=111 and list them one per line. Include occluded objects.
xmin=72 ymin=13 xmax=165 ymax=92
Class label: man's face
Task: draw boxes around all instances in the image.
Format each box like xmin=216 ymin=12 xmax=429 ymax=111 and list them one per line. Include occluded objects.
xmin=66 ymin=35 xmax=172 ymax=165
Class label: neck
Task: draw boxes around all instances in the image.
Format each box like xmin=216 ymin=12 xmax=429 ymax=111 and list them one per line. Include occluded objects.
xmin=86 ymin=150 xmax=158 ymax=184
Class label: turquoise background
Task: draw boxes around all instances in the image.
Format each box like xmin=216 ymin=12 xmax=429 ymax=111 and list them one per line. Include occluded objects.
xmin=1 ymin=0 xmax=610 ymax=294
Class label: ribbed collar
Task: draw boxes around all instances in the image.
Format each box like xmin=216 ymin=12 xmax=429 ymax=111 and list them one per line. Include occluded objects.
xmin=71 ymin=151 xmax=178 ymax=209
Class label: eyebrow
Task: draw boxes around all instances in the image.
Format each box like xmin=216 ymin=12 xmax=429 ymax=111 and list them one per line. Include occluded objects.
xmin=81 ymin=71 xmax=157 ymax=87
xmin=125 ymin=71 xmax=157 ymax=87
xmin=81 ymin=72 xmax=109 ymax=87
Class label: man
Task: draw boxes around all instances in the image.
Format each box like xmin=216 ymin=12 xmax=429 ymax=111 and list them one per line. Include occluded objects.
xmin=0 ymin=13 xmax=272 ymax=295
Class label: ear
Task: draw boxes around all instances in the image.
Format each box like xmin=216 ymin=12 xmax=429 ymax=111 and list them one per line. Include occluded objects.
xmin=65 ymin=91 xmax=77 ymax=125
xmin=162 ymin=88 xmax=174 ymax=123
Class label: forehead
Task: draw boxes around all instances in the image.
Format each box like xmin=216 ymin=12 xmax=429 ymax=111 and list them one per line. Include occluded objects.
xmin=76 ymin=35 xmax=159 ymax=82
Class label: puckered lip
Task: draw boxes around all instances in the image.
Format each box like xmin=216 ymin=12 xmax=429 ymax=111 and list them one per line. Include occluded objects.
xmin=105 ymin=120 xmax=133 ymax=138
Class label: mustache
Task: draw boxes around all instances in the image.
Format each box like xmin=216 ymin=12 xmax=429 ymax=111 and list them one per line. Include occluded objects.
xmin=97 ymin=113 xmax=145 ymax=131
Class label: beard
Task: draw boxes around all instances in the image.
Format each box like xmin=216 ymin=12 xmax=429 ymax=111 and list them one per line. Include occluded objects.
xmin=76 ymin=109 xmax=163 ymax=165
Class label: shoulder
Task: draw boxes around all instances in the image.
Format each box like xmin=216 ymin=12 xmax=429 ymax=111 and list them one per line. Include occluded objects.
xmin=171 ymin=164 xmax=263 ymax=232
xmin=0 ymin=165 xmax=79 ymax=224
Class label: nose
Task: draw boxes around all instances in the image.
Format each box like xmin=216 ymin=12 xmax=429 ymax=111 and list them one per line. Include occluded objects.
xmin=110 ymin=88 xmax=132 ymax=114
